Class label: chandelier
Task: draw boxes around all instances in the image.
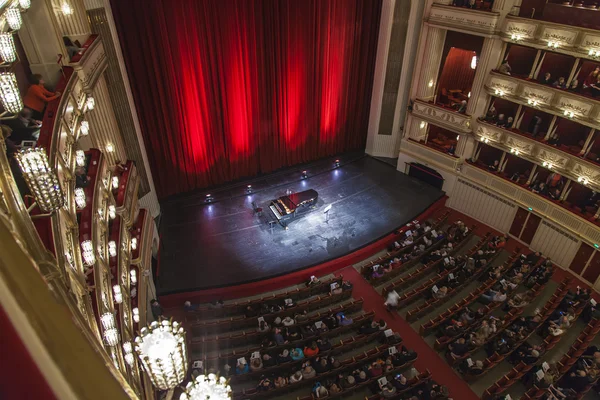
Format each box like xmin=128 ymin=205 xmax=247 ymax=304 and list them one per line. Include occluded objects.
xmin=180 ymin=374 xmax=232 ymax=400
xmin=16 ymin=148 xmax=64 ymax=213
xmin=0 ymin=33 xmax=16 ymax=63
xmin=135 ymin=320 xmax=188 ymax=391
xmin=0 ymin=71 xmax=22 ymax=114
xmin=5 ymin=8 xmax=21 ymax=31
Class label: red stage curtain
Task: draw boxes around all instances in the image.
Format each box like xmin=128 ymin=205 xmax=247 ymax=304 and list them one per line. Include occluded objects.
xmin=437 ymin=48 xmax=477 ymax=96
xmin=109 ymin=0 xmax=382 ymax=198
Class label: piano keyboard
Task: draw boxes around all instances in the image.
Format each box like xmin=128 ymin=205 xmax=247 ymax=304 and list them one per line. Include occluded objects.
xmin=270 ymin=204 xmax=283 ymax=220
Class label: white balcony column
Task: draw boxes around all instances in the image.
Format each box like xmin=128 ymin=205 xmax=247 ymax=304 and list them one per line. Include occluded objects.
xmin=18 ymin=0 xmax=69 ymax=87
xmin=499 ymin=151 xmax=507 ymax=170
xmin=49 ymin=0 xmax=91 ymax=44
xmin=415 ymin=27 xmax=447 ymax=101
xmin=594 ymin=205 xmax=600 ymax=219
xmin=566 ymin=58 xmax=580 ymax=86
xmin=466 ymin=38 xmax=504 ymax=117
xmin=582 ymin=129 xmax=596 ymax=156
xmin=455 ymin=134 xmax=476 ymax=159
xmin=560 ymin=180 xmax=572 ymax=201
xmin=543 ymin=116 xmax=558 ymax=141
xmin=526 ymin=164 xmax=537 ymax=185
xmin=406 ymin=115 xmax=427 ymax=141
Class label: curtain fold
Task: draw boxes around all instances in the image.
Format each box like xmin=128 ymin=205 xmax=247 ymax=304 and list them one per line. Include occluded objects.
xmin=109 ymin=0 xmax=382 ymax=198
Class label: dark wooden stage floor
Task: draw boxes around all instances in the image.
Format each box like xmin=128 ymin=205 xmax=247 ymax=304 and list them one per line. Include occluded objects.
xmin=157 ymin=154 xmax=444 ymax=294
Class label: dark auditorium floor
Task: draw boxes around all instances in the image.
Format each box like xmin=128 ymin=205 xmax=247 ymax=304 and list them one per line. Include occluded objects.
xmin=157 ymin=154 xmax=444 ymax=294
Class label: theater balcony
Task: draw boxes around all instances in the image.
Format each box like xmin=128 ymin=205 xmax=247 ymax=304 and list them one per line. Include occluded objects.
xmin=412 ymin=99 xmax=473 ymax=133
xmin=428 ymin=2 xmax=501 ymax=35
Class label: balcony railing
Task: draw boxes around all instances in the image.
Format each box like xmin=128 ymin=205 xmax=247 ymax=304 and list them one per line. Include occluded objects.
xmin=412 ymin=99 xmax=472 ymax=133
xmin=400 ymin=138 xmax=462 ymax=172
xmin=429 ymin=3 xmax=500 ymax=35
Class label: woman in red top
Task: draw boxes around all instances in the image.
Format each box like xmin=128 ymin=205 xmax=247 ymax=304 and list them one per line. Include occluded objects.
xmin=303 ymin=342 xmax=320 ymax=358
xmin=23 ymin=74 xmax=61 ymax=120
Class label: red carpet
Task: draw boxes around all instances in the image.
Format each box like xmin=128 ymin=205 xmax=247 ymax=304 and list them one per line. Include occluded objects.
xmin=338 ymin=266 xmax=480 ymax=400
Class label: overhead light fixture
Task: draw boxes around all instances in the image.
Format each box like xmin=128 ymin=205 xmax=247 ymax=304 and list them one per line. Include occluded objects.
xmin=113 ymin=285 xmax=123 ymax=304
xmin=86 ymin=96 xmax=95 ymax=111
xmin=79 ymin=120 xmax=89 ymax=136
xmin=132 ymin=307 xmax=140 ymax=323
xmin=0 ymin=33 xmax=16 ymax=63
xmin=16 ymin=148 xmax=64 ymax=213
xmin=494 ymin=89 xmax=505 ymax=97
xmin=563 ymin=110 xmax=575 ymax=119
xmin=108 ymin=240 xmax=117 ymax=257
xmin=74 ymin=187 xmax=86 ymax=209
xmin=527 ymin=99 xmax=539 ymax=107
xmin=482 ymin=137 xmax=490 ymax=143
xmin=123 ymin=342 xmax=135 ymax=366
xmin=81 ymin=240 xmax=95 ymax=266
xmin=578 ymin=177 xmax=589 ymax=185
xmin=19 ymin=0 xmax=31 ymax=9
xmin=5 ymin=8 xmax=21 ymax=31
xmin=101 ymin=312 xmax=115 ymax=330
xmin=470 ymin=55 xmax=478 ymax=70
xmin=205 ymin=193 xmax=213 ymax=203
xmin=75 ymin=150 xmax=86 ymax=166
xmin=510 ymin=148 xmax=520 ymax=155
xmin=0 ymin=71 xmax=22 ymax=114
xmin=130 ymin=268 xmax=137 ymax=285
xmin=108 ymin=204 xmax=116 ymax=219
xmin=135 ymin=320 xmax=188 ymax=391
xmin=542 ymin=161 xmax=553 ymax=169
xmin=510 ymin=33 xmax=522 ymax=41
xmin=103 ymin=328 xmax=119 ymax=347
xmin=131 ymin=237 xmax=138 ymax=250
xmin=61 ymin=2 xmax=73 ymax=15
xmin=180 ymin=374 xmax=232 ymax=400
xmin=547 ymin=41 xmax=559 ymax=49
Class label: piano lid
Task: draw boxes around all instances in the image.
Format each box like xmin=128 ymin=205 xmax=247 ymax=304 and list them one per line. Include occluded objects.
xmin=287 ymin=189 xmax=318 ymax=208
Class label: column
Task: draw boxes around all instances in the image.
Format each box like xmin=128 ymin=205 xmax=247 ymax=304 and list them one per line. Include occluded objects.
xmin=456 ymin=135 xmax=476 ymax=160
xmin=48 ymin=0 xmax=91 ymax=44
xmin=406 ymin=116 xmax=427 ymax=141
xmin=466 ymin=38 xmax=504 ymax=117
xmin=18 ymin=0 xmax=68 ymax=87
xmin=415 ymin=27 xmax=447 ymax=101
xmin=86 ymin=73 xmax=127 ymax=165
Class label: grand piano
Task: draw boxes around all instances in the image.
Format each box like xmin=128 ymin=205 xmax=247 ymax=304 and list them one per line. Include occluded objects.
xmin=269 ymin=189 xmax=318 ymax=228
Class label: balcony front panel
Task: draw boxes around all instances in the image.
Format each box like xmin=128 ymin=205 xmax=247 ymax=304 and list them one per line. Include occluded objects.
xmin=428 ymin=4 xmax=500 ymax=35
xmin=400 ymin=138 xmax=462 ymax=172
xmin=502 ymin=16 xmax=600 ymax=61
xmin=412 ymin=100 xmax=472 ymax=133
xmin=70 ymin=35 xmax=107 ymax=92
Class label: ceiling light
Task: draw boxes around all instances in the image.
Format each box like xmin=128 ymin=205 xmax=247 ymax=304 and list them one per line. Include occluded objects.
xmin=16 ymin=148 xmax=64 ymax=213
xmin=5 ymin=8 xmax=21 ymax=31
xmin=0 ymin=33 xmax=16 ymax=63
xmin=0 ymin=71 xmax=22 ymax=114
xmin=74 ymin=187 xmax=86 ymax=209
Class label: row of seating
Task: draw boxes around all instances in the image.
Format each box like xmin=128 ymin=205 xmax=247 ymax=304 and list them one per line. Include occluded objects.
xmin=462 ymin=279 xmax=572 ymax=381
xmin=358 ymin=211 xmax=450 ymax=278
xmin=405 ymin=250 xmax=519 ymax=322
xmin=482 ymin=292 xmax=593 ymax=399
xmin=190 ymin=299 xmax=366 ymax=352
xmin=522 ymin=318 xmax=600 ymax=400
xmin=232 ymin=343 xmax=412 ymax=400
xmin=389 ymin=234 xmax=493 ymax=309
xmin=382 ymin=231 xmax=486 ymax=297
xmin=362 ymin=370 xmax=432 ymax=400
xmin=185 ymin=275 xmax=344 ymax=322
xmin=189 ymin=289 xmax=353 ymax=336
xmin=420 ymin=253 xmax=543 ymax=336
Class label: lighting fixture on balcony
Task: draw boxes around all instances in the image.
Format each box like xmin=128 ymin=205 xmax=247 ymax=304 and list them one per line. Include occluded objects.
xmin=81 ymin=240 xmax=95 ymax=266
xmin=16 ymin=148 xmax=64 ymax=213
xmin=108 ymin=240 xmax=117 ymax=257
xmin=419 ymin=121 xmax=426 ymax=129
xmin=132 ymin=307 xmax=140 ymax=323
xmin=481 ymin=137 xmax=490 ymax=143
xmin=101 ymin=312 xmax=116 ymax=330
xmin=19 ymin=0 xmax=30 ymax=9
xmin=106 ymin=143 xmax=114 ymax=153
xmin=510 ymin=33 xmax=522 ymax=41
xmin=563 ymin=110 xmax=575 ymax=119
xmin=180 ymin=374 xmax=232 ymax=400
xmin=547 ymin=41 xmax=559 ymax=49
xmin=123 ymin=342 xmax=135 ymax=366
xmin=0 ymin=33 xmax=16 ymax=63
xmin=86 ymin=96 xmax=95 ymax=111
xmin=428 ymin=79 xmax=434 ymax=88
xmin=527 ymin=99 xmax=539 ymax=107
xmin=510 ymin=148 xmax=520 ymax=156
xmin=131 ymin=237 xmax=138 ymax=250
xmin=589 ymin=49 xmax=600 ymax=58
xmin=61 ymin=2 xmax=73 ymax=15
xmin=130 ymin=268 xmax=137 ymax=285
xmin=470 ymin=55 xmax=477 ymax=70
xmin=135 ymin=320 xmax=188 ymax=391
xmin=468 ymin=92 xmax=471 ymax=98
xmin=5 ymin=8 xmax=21 ymax=31
xmin=103 ymin=328 xmax=119 ymax=347
xmin=108 ymin=204 xmax=116 ymax=219
xmin=111 ymin=176 xmax=119 ymax=189
xmin=542 ymin=161 xmax=553 ymax=169
xmin=578 ymin=177 xmax=589 ymax=185
xmin=0 ymin=71 xmax=22 ymax=114
xmin=79 ymin=120 xmax=89 ymax=136
xmin=113 ymin=285 xmax=123 ymax=304
xmin=75 ymin=149 xmax=86 ymax=167
xmin=74 ymin=187 xmax=86 ymax=209
xmin=494 ymin=89 xmax=505 ymax=97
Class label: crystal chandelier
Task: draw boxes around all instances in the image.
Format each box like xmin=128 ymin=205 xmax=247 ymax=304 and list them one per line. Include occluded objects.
xmin=132 ymin=307 xmax=140 ymax=323
xmin=180 ymin=374 xmax=232 ymax=400
xmin=108 ymin=204 xmax=116 ymax=219
xmin=0 ymin=33 xmax=16 ymax=63
xmin=74 ymin=187 xmax=86 ymax=209
xmin=86 ymin=96 xmax=95 ymax=111
xmin=104 ymin=327 xmax=119 ymax=346
xmin=81 ymin=240 xmax=95 ymax=266
xmin=131 ymin=237 xmax=138 ymax=250
xmin=75 ymin=150 xmax=86 ymax=166
xmin=123 ymin=342 xmax=135 ymax=366
xmin=16 ymin=148 xmax=64 ymax=213
xmin=19 ymin=0 xmax=31 ymax=9
xmin=108 ymin=240 xmax=117 ymax=257
xmin=79 ymin=120 xmax=89 ymax=136
xmin=113 ymin=285 xmax=123 ymax=304
xmin=0 ymin=71 xmax=23 ymax=114
xmin=135 ymin=320 xmax=188 ymax=390
xmin=112 ymin=176 xmax=119 ymax=189
xmin=130 ymin=268 xmax=137 ymax=284
xmin=5 ymin=8 xmax=21 ymax=31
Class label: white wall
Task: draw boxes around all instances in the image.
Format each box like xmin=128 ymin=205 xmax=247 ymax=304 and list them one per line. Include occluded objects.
xmin=530 ymin=220 xmax=580 ymax=268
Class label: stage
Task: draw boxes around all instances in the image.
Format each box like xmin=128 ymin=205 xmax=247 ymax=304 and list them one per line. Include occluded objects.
xmin=157 ymin=154 xmax=445 ymax=294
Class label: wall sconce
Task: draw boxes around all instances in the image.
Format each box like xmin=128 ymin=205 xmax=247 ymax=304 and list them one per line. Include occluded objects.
xmin=578 ymin=177 xmax=589 ymax=185
xmin=74 ymin=187 xmax=86 ymax=209
xmin=334 ymin=159 xmax=340 ymax=168
xmin=419 ymin=121 xmax=426 ymax=129
xmin=103 ymin=327 xmax=119 ymax=347
xmin=132 ymin=307 xmax=140 ymax=323
xmin=108 ymin=240 xmax=117 ymax=257
xmin=19 ymin=0 xmax=31 ymax=10
xmin=61 ymin=2 xmax=73 ymax=15
xmin=542 ymin=161 xmax=553 ymax=169
xmin=563 ymin=110 xmax=575 ymax=119
xmin=205 ymin=193 xmax=213 ymax=203
xmin=79 ymin=120 xmax=89 ymax=136
xmin=86 ymin=96 xmax=95 ymax=111
xmin=468 ymin=92 xmax=471 ymax=98
xmin=75 ymin=149 xmax=86 ymax=167
xmin=108 ymin=204 xmax=116 ymax=219
xmin=470 ymin=55 xmax=478 ymax=70
xmin=130 ymin=268 xmax=137 ymax=284
xmin=547 ymin=41 xmax=559 ymax=49
xmin=0 ymin=33 xmax=16 ymax=63
xmin=113 ymin=285 xmax=123 ymax=304
xmin=131 ymin=237 xmax=138 ymax=250
xmin=111 ymin=176 xmax=119 ymax=189
xmin=0 ymin=71 xmax=22 ymax=114
xmin=180 ymin=374 xmax=232 ymax=400
xmin=5 ymin=8 xmax=21 ymax=31
xmin=246 ymin=184 xmax=253 ymax=194
xmin=527 ymin=99 xmax=539 ymax=107
xmin=494 ymin=89 xmax=505 ymax=97
xmin=589 ymin=49 xmax=600 ymax=58
xmin=510 ymin=34 xmax=522 ymax=41
xmin=481 ymin=137 xmax=490 ymax=143
xmin=81 ymin=240 xmax=95 ymax=266
xmin=16 ymin=148 xmax=64 ymax=213
xmin=428 ymin=79 xmax=434 ymax=88
xmin=510 ymin=148 xmax=520 ymax=155
xmin=106 ymin=143 xmax=114 ymax=153
xmin=123 ymin=342 xmax=135 ymax=366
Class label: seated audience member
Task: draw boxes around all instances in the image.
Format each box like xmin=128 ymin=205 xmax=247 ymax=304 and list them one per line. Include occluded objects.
xmin=531 ymin=181 xmax=548 ymax=196
xmin=498 ymin=60 xmax=512 ymax=75
xmin=258 ymin=320 xmax=270 ymax=333
xmin=250 ymin=357 xmax=263 ymax=372
xmin=314 ymin=357 xmax=330 ymax=374
xmin=316 ymin=337 xmax=331 ymax=352
xmin=313 ymin=384 xmax=329 ymax=398
xmin=462 ymin=359 xmax=484 ymax=375
xmin=433 ymin=285 xmax=449 ymax=299
xmin=329 ymin=382 xmax=342 ymax=394
xmin=488 ymin=160 xmax=499 ymax=172
xmin=3 ymin=108 xmax=41 ymax=144
xmin=236 ymin=358 xmax=249 ymax=374
xmin=528 ymin=115 xmax=543 ymax=137
xmin=584 ymin=67 xmax=600 ymax=90
xmin=304 ymin=342 xmax=320 ymax=358
xmin=506 ymin=116 xmax=514 ymax=129
xmin=539 ymin=72 xmax=552 ymax=85
xmin=496 ymin=114 xmax=507 ymax=127
xmin=262 ymin=353 xmax=276 ymax=368
xmin=281 ymin=316 xmax=295 ymax=327
xmin=569 ymin=78 xmax=580 ymax=93
xmin=552 ymin=77 xmax=567 ymax=89
xmin=257 ymin=376 xmax=273 ymax=391
xmin=342 ymin=374 xmax=355 ymax=389
xmin=563 ymin=369 xmax=593 ymax=393
xmin=302 ymin=364 xmax=316 ymax=379
xmin=448 ymin=338 xmax=469 ymax=358
xmin=549 ymin=188 xmax=561 ymax=201
xmin=336 ymin=311 xmax=353 ymax=326
xmin=245 ymin=305 xmax=258 ymax=318
xmin=306 ymin=275 xmax=320 ymax=286
xmin=274 ymin=375 xmax=288 ymax=388
xmin=393 ymin=374 xmax=409 ymax=391
xmin=384 ymin=290 xmax=400 ymax=311
xmin=483 ymin=106 xmax=497 ymax=123
xmin=278 ymin=349 xmax=292 ymax=363
xmin=381 ymin=382 xmax=397 ymax=398
xmin=480 ymin=289 xmax=507 ymax=303
xmin=290 ymin=347 xmax=304 ymax=361
xmin=456 ymin=100 xmax=467 ymax=114
xmin=63 ymin=37 xmax=83 ymax=59
xmin=289 ymin=370 xmax=303 ymax=383
xmin=273 ymin=328 xmax=287 ymax=345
